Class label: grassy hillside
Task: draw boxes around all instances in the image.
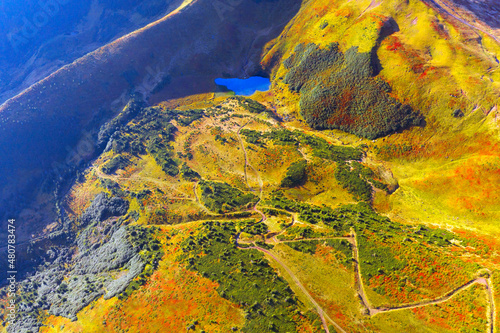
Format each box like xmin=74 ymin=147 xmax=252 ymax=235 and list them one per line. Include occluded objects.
xmin=1 ymin=0 xmax=500 ymax=331
xmin=0 ymin=89 xmax=495 ymax=332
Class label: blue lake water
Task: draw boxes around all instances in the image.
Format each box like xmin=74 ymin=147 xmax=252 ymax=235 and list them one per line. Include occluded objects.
xmin=215 ymin=76 xmax=271 ymax=96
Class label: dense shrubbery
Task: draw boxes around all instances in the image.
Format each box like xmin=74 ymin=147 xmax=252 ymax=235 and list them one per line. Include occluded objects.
xmin=240 ymin=129 xmax=265 ymax=146
xmin=293 ymin=132 xmax=362 ymax=162
xmin=98 ymin=96 xmax=145 ymax=149
xmin=267 ymin=192 xmax=456 ymax=247
xmin=335 ymin=162 xmax=373 ymax=201
xmin=281 ymin=160 xmax=307 ymax=187
xmin=240 ymin=128 xmax=386 ymax=200
xmin=102 ymin=155 xmax=130 ymax=175
xmin=239 ymin=219 xmax=269 ymax=235
xmin=102 ymin=102 xmax=208 ymax=177
xmin=261 ymin=207 xmax=292 ymax=218
xmin=265 ymin=191 xmax=347 ymax=231
xmin=99 ymin=178 xmax=127 ymax=197
xmin=131 ymin=189 xmax=152 ymax=202
xmin=335 ymin=160 xmax=389 ymax=201
xmin=264 ymin=195 xmax=461 ymax=283
xmin=286 ymin=239 xmax=352 ymax=259
xmin=277 ymin=225 xmax=323 ymax=240
xmin=240 ymin=128 xmax=363 ymax=162
xmin=180 ymin=221 xmax=300 ymax=332
xmin=176 ymin=109 xmax=205 ymax=126
xmin=180 ymin=163 xmax=200 ymax=181
xmin=199 ymin=181 xmax=258 ymax=213
xmin=358 ymin=235 xmax=406 ymax=280
xmin=230 ymin=96 xmax=268 ymax=114
xmin=147 ymin=137 xmax=178 ymax=176
xmin=283 ymin=43 xmax=423 ymax=139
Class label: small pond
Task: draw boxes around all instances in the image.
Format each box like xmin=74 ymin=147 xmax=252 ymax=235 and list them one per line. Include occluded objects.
xmin=214 ymin=76 xmax=270 ymax=96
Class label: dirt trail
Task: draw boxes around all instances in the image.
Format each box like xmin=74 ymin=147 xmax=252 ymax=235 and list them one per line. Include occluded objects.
xmin=92 ymin=149 xmax=496 ymax=333
xmin=257 ymin=215 xmax=496 ymax=332
xmin=243 ymin=245 xmax=348 ymax=333
xmin=237 ymin=121 xmax=253 ymax=192
xmin=192 ymin=181 xmax=211 ymax=214
xmin=374 ymin=278 xmax=485 ymax=312
xmin=350 ymin=228 xmax=496 ymax=333
xmin=270 ymin=236 xmax=353 ymax=244
xmin=351 ymin=228 xmax=375 ymax=315
xmin=92 ymin=117 xmax=496 ymax=333
xmin=485 ymin=277 xmax=496 ymax=333
xmin=236 ymin=122 xmax=340 ymax=333
xmin=237 ymin=120 xmax=264 ymax=198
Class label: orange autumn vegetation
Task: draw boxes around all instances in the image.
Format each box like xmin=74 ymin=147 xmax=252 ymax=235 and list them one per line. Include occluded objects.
xmin=409 ymin=284 xmax=488 ymax=332
xmin=41 ymin=224 xmax=244 ymax=333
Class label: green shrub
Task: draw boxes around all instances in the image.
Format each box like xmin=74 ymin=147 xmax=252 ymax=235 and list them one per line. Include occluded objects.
xmin=99 ymin=178 xmax=128 ymax=197
xmin=199 ymin=181 xmax=258 ymax=213
xmin=179 ymin=221 xmax=299 ymax=332
xmin=176 ymin=109 xmax=205 ymax=126
xmin=335 ymin=162 xmax=373 ymax=201
xmin=283 ymin=43 xmax=423 ymax=139
xmin=230 ymin=96 xmax=268 ymax=113
xmin=281 ymin=160 xmax=307 ymax=187
xmin=240 ymin=129 xmax=264 ymax=146
xmin=147 ymin=137 xmax=178 ymax=176
xmin=102 ymin=155 xmax=130 ymax=175
xmin=180 ymin=163 xmax=200 ymax=181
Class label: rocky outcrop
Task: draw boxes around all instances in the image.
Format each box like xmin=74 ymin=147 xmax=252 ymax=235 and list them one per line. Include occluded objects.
xmin=79 ymin=193 xmax=129 ymax=227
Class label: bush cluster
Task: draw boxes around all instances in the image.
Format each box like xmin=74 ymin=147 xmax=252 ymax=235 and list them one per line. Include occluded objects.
xmin=102 ymin=155 xmax=130 ymax=175
xmin=180 ymin=221 xmax=299 ymax=332
xmin=180 ymin=163 xmax=200 ymax=181
xmin=281 ymin=160 xmax=307 ymax=188
xmin=103 ymin=102 xmax=207 ymax=177
xmin=199 ymin=181 xmax=258 ymax=214
xmin=283 ymin=43 xmax=423 ymax=139
xmin=334 ymin=162 xmax=373 ymax=201
xmin=240 ymin=128 xmax=386 ymax=200
xmin=229 ymin=96 xmax=268 ymax=114
xmin=265 ymin=191 xmax=347 ymax=231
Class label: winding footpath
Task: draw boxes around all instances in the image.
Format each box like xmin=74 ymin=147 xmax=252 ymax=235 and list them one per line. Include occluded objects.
xmin=246 ymin=245 xmax=347 ymax=333
xmin=234 ymin=120 xmax=497 ymax=332
xmin=351 ymin=227 xmax=496 ymax=328
xmin=235 ymin=122 xmax=344 ymax=333
xmin=192 ymin=181 xmax=211 ymax=214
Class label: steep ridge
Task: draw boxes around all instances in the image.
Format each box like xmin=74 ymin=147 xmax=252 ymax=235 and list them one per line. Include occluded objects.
xmin=0 ymin=0 xmax=186 ymax=105
xmin=1 ymin=1 xmax=500 ymax=330
xmin=424 ymin=0 xmax=500 ymax=43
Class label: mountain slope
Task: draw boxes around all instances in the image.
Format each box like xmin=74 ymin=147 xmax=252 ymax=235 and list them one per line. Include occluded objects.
xmin=1 ymin=0 xmax=500 ymax=332
xmin=0 ymin=0 xmax=302 ymax=243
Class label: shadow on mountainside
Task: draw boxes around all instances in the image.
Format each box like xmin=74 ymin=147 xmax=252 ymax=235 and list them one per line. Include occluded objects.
xmin=0 ymin=0 xmax=303 ymax=275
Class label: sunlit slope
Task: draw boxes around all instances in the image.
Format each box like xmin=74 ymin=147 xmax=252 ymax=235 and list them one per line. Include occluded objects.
xmin=261 ymin=0 xmax=500 ymax=233
xmin=24 ymin=95 xmax=497 ymax=333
